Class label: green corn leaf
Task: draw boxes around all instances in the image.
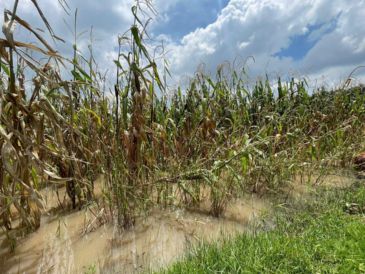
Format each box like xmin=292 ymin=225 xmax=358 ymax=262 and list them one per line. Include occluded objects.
xmin=71 ymin=69 xmax=83 ymax=81
xmin=80 ymin=107 xmax=102 ymax=127
xmin=0 ymin=62 xmax=10 ymax=77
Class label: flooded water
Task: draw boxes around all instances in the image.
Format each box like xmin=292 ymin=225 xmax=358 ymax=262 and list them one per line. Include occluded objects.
xmin=0 ymin=192 xmax=268 ymax=274
xmin=0 ymin=172 xmax=355 ymax=274
xmin=286 ymin=172 xmax=355 ymax=199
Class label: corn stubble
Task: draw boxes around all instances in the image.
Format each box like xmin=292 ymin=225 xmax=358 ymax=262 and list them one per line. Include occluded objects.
xmin=0 ymin=0 xmax=364 ymax=242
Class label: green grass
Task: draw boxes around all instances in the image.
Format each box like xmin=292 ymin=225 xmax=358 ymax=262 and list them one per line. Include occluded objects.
xmin=160 ymin=183 xmax=365 ymax=274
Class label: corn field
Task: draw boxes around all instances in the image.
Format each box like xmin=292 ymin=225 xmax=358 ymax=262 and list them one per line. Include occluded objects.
xmin=0 ymin=0 xmax=364 ymax=239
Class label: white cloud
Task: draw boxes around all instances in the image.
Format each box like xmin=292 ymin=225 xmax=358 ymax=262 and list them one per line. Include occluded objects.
xmin=0 ymin=0 xmax=134 ymax=82
xmin=154 ymin=0 xmax=181 ymax=13
xmin=163 ymin=0 xmax=365 ymax=87
xmin=1 ymin=0 xmax=364 ymax=90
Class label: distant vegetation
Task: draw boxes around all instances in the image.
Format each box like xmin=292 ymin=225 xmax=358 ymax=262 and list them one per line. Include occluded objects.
xmin=0 ymin=0 xmax=364 ymax=239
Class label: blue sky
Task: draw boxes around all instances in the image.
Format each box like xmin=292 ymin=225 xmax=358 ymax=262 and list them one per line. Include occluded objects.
xmin=152 ymin=0 xmax=230 ymax=40
xmin=275 ymin=15 xmax=339 ymax=61
xmin=1 ymin=0 xmax=365 ymax=89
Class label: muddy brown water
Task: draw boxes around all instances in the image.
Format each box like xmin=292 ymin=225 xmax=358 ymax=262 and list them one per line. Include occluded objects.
xmin=0 ymin=173 xmax=355 ymax=274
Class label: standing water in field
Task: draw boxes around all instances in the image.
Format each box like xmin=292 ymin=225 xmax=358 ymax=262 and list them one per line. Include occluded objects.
xmin=0 ymin=193 xmax=268 ymax=274
xmin=0 ymin=172 xmax=355 ymax=273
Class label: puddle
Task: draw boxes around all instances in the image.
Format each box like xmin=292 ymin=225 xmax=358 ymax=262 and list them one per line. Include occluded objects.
xmin=0 ymin=193 xmax=268 ymax=274
xmin=0 ymin=172 xmax=356 ymax=273
xmin=284 ymin=172 xmax=356 ymax=200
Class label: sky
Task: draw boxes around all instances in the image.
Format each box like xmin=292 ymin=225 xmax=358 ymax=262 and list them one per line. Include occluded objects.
xmin=1 ymin=0 xmax=365 ymax=90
